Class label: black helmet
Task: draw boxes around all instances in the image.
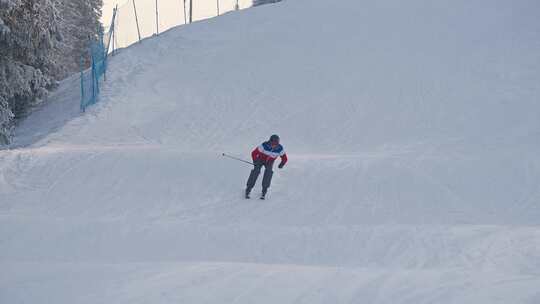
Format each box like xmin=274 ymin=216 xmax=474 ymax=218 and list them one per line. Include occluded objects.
xmin=269 ymin=134 xmax=280 ymax=143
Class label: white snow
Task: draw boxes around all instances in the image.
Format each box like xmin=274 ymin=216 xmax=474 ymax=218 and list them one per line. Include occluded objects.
xmin=2 ymin=0 xmax=540 ymax=303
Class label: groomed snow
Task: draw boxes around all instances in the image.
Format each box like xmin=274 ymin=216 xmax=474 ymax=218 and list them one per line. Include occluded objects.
xmin=2 ymin=0 xmax=540 ymax=303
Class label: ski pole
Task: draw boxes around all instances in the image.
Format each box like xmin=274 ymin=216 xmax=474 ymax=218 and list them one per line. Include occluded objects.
xmin=222 ymin=153 xmax=254 ymax=165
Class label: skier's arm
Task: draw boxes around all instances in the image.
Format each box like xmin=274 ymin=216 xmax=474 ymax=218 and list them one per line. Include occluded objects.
xmin=278 ymin=153 xmax=288 ymax=168
xmin=251 ymin=146 xmax=261 ymax=162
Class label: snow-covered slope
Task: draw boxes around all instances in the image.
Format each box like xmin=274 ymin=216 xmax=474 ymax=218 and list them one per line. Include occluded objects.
xmin=2 ymin=0 xmax=540 ymax=303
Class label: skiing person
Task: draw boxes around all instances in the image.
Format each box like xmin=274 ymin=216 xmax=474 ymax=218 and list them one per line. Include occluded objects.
xmin=245 ymin=134 xmax=288 ymax=199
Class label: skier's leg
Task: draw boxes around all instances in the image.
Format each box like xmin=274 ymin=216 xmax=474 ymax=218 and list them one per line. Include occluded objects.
xmin=246 ymin=160 xmax=263 ymax=194
xmin=261 ymin=161 xmax=274 ymax=195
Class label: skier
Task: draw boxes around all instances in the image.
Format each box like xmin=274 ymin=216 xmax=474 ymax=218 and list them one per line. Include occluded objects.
xmin=245 ymin=134 xmax=288 ymax=200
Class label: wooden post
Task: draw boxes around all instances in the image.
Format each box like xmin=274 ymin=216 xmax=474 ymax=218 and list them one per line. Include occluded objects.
xmin=80 ymin=56 xmax=85 ymax=112
xmin=132 ymin=0 xmax=142 ymax=42
xmin=189 ymin=0 xmax=193 ymax=23
xmin=155 ymin=0 xmax=159 ymax=35
xmin=114 ymin=20 xmax=119 ymax=52
xmin=114 ymin=6 xmax=119 ymax=50
xmin=217 ymin=0 xmax=219 ymax=16
xmin=111 ymin=9 xmax=115 ymax=55
xmin=109 ymin=6 xmax=118 ymax=55
xmin=182 ymin=0 xmax=187 ymax=24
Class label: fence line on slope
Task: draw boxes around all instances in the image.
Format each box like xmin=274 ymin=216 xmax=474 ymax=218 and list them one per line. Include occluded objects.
xmin=80 ymin=7 xmax=117 ymax=112
xmin=113 ymin=0 xmax=250 ymax=50
xmin=80 ymin=0 xmax=280 ymax=112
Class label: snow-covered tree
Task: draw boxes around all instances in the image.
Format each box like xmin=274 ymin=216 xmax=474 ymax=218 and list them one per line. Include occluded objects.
xmin=0 ymin=0 xmax=103 ymax=144
xmin=54 ymin=0 xmax=103 ymax=79
xmin=0 ymin=0 xmax=61 ymax=144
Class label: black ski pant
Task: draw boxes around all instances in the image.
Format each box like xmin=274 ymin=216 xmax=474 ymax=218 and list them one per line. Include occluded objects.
xmin=246 ymin=159 xmax=274 ymax=194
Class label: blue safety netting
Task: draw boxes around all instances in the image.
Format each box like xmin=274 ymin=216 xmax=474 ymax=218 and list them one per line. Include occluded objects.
xmin=80 ymin=12 xmax=116 ymax=112
xmin=80 ymin=0 xmax=255 ymax=112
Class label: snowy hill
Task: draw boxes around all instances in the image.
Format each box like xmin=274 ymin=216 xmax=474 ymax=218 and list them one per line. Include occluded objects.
xmin=2 ymin=0 xmax=540 ymax=303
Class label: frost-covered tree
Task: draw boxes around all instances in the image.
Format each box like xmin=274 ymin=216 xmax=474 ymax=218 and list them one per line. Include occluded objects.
xmin=54 ymin=0 xmax=103 ymax=79
xmin=0 ymin=0 xmax=103 ymax=144
xmin=0 ymin=0 xmax=61 ymax=144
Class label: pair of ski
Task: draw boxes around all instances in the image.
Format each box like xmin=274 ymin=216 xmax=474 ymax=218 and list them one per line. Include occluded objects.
xmin=245 ymin=193 xmax=265 ymax=200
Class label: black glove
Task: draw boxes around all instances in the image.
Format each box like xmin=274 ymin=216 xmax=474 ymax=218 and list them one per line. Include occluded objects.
xmin=278 ymin=163 xmax=285 ymax=169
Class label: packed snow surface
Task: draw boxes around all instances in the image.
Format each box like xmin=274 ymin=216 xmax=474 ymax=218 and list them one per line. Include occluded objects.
xmin=2 ymin=0 xmax=540 ymax=303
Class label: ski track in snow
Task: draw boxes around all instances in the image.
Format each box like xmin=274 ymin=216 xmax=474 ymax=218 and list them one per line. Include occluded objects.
xmin=2 ymin=143 xmax=540 ymax=303
xmin=2 ymin=0 xmax=540 ymax=303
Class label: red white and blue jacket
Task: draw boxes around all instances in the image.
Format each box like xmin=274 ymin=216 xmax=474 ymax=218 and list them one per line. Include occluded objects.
xmin=252 ymin=141 xmax=288 ymax=166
